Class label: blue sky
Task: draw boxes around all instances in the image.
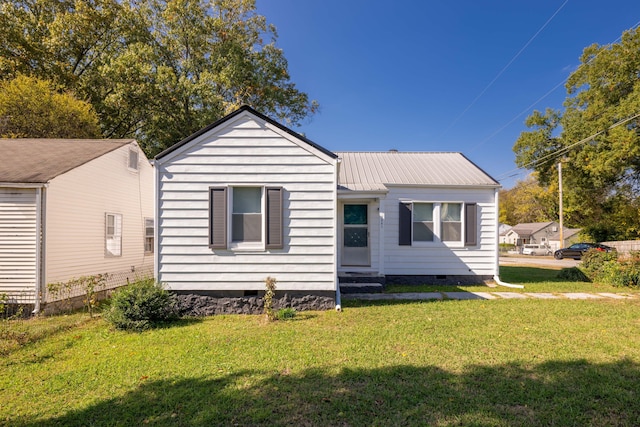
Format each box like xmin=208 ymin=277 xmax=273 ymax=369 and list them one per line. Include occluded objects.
xmin=255 ymin=0 xmax=640 ymax=188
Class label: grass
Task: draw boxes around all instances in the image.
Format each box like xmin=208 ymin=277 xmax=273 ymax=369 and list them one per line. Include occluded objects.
xmin=1 ymin=266 xmax=640 ymax=426
xmin=385 ymin=265 xmax=640 ymax=294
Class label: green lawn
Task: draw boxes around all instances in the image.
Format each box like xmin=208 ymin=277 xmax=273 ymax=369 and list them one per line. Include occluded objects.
xmin=386 ymin=265 xmax=640 ymax=294
xmin=2 ymin=266 xmax=640 ymax=426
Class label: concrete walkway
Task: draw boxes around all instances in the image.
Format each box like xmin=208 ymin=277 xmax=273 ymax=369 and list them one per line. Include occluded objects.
xmin=341 ymin=291 xmax=639 ymax=301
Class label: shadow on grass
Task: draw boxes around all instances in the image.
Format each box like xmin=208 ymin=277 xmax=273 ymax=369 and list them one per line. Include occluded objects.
xmin=499 ymin=266 xmax=567 ymax=283
xmin=13 ymin=359 xmax=640 ymax=426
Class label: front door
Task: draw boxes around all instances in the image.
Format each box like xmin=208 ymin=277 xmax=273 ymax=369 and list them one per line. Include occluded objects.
xmin=341 ymin=204 xmax=370 ymax=266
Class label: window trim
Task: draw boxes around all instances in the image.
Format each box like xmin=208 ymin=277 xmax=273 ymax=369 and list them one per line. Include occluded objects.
xmin=209 ymin=185 xmax=284 ymax=251
xmin=399 ymin=201 xmax=477 ymax=247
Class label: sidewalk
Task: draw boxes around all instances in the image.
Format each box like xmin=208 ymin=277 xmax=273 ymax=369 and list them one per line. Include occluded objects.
xmin=341 ymin=291 xmax=639 ymax=301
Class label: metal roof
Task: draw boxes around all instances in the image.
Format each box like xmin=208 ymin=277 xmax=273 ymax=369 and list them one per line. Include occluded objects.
xmin=0 ymin=139 xmax=134 ymax=183
xmin=336 ymin=151 xmax=500 ymax=191
xmin=509 ymin=222 xmax=555 ymax=237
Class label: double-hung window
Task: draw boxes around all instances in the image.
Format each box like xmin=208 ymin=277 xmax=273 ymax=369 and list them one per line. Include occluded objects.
xmin=400 ymin=201 xmax=477 ymax=246
xmin=441 ymin=203 xmax=462 ymax=242
xmin=209 ymin=186 xmax=283 ymax=250
xmin=106 ymin=213 xmax=122 ymax=257
xmin=144 ymin=218 xmax=154 ymax=253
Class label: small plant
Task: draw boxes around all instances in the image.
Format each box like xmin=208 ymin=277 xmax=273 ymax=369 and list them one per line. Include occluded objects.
xmin=104 ymin=279 xmax=179 ymax=331
xmin=275 ymin=307 xmax=296 ymax=320
xmin=264 ymin=276 xmax=277 ymax=322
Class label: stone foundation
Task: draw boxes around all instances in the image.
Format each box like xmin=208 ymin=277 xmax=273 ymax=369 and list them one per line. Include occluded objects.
xmin=174 ymin=293 xmax=336 ymax=316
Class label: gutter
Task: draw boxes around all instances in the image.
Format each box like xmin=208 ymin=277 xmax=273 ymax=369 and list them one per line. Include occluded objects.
xmin=335 ymin=285 xmax=342 ymax=312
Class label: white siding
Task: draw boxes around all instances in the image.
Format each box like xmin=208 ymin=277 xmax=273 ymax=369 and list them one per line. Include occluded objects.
xmin=45 ymin=143 xmax=154 ymax=287
xmin=0 ymin=188 xmax=38 ymax=302
xmin=157 ymin=113 xmax=337 ymax=291
xmin=382 ymin=187 xmax=498 ymax=276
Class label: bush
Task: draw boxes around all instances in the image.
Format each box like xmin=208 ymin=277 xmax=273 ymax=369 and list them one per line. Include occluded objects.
xmin=104 ymin=279 xmax=179 ymax=331
xmin=557 ymin=267 xmax=590 ymax=282
xmin=579 ymin=250 xmax=640 ymax=289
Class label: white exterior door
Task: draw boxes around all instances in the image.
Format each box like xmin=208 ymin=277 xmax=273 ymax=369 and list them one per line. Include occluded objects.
xmin=341 ymin=204 xmax=370 ymax=266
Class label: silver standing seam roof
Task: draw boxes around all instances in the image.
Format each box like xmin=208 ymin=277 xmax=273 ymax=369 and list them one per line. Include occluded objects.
xmin=336 ymin=151 xmax=500 ymax=192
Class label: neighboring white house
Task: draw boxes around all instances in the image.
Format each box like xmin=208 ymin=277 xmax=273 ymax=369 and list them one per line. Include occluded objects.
xmin=498 ymin=223 xmax=513 ymax=244
xmin=154 ymin=107 xmax=501 ymax=305
xmin=0 ymin=139 xmax=154 ymax=312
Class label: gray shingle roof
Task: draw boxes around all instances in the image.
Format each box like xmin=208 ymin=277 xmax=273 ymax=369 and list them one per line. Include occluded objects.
xmin=0 ymin=139 xmax=134 ymax=183
xmin=336 ymin=151 xmax=500 ymax=191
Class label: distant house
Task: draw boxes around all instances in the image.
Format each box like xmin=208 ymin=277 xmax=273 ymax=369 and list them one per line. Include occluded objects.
xmin=154 ymin=107 xmax=501 ymax=308
xmin=498 ymin=223 xmax=513 ymax=244
xmin=548 ymin=227 xmax=582 ymax=251
xmin=504 ymin=221 xmax=560 ymax=251
xmin=0 ymin=139 xmax=154 ymax=312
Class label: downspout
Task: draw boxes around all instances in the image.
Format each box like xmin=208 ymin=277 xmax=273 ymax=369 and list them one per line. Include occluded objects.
xmin=33 ymin=185 xmax=47 ymax=314
xmin=492 ymin=187 xmax=524 ymax=289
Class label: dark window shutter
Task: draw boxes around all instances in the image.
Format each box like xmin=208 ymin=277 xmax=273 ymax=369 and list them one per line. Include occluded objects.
xmin=209 ymin=187 xmax=227 ymax=249
xmin=399 ymin=202 xmax=412 ymax=246
xmin=465 ymin=203 xmax=478 ymax=246
xmin=266 ymin=187 xmax=283 ymax=249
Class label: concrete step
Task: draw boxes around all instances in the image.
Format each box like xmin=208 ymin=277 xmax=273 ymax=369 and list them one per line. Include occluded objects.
xmin=340 ymin=282 xmax=384 ymax=294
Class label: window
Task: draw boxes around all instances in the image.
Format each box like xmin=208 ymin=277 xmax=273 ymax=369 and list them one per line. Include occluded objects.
xmin=209 ymin=186 xmax=283 ymax=250
xmin=128 ymin=149 xmax=139 ymax=171
xmin=232 ymin=187 xmax=262 ymax=242
xmin=413 ymin=203 xmax=434 ymax=242
xmin=144 ymin=218 xmax=154 ymax=253
xmin=399 ymin=202 xmax=477 ymax=246
xmin=441 ymin=203 xmax=461 ymax=242
xmin=106 ymin=213 xmax=122 ymax=256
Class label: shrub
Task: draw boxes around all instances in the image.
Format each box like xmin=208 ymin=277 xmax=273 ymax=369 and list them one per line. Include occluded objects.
xmin=579 ymin=250 xmax=640 ymax=289
xmin=104 ymin=279 xmax=179 ymax=331
xmin=275 ymin=307 xmax=296 ymax=320
xmin=581 ymin=249 xmax=618 ymax=279
xmin=557 ymin=267 xmax=590 ymax=282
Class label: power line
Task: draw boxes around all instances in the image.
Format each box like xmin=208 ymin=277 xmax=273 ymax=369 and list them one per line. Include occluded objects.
xmin=439 ymin=0 xmax=570 ymax=137
xmin=474 ymin=19 xmax=640 ymax=155
xmin=494 ymin=111 xmax=640 ymax=182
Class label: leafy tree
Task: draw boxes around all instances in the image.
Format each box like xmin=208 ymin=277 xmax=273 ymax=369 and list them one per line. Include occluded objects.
xmin=0 ymin=74 xmax=101 ymax=138
xmin=513 ymin=27 xmax=640 ymax=240
xmin=0 ymin=0 xmax=317 ymax=156
xmin=499 ymin=174 xmax=557 ymax=225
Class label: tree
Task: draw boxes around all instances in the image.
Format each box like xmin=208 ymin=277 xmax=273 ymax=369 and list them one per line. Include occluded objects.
xmin=499 ymin=174 xmax=557 ymax=225
xmin=0 ymin=74 xmax=101 ymax=138
xmin=513 ymin=27 xmax=640 ymax=240
xmin=0 ymin=0 xmax=318 ymax=156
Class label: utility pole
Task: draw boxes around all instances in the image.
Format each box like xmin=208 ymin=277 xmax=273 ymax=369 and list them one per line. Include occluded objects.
xmin=558 ymin=162 xmax=563 ymax=247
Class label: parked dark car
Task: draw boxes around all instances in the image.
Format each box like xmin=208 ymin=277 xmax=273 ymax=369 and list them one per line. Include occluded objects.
xmin=553 ymin=243 xmax=615 ymax=260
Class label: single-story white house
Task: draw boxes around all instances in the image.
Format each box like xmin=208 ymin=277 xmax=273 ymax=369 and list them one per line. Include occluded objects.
xmin=0 ymin=139 xmax=154 ymax=312
xmin=154 ymin=107 xmax=501 ymax=305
